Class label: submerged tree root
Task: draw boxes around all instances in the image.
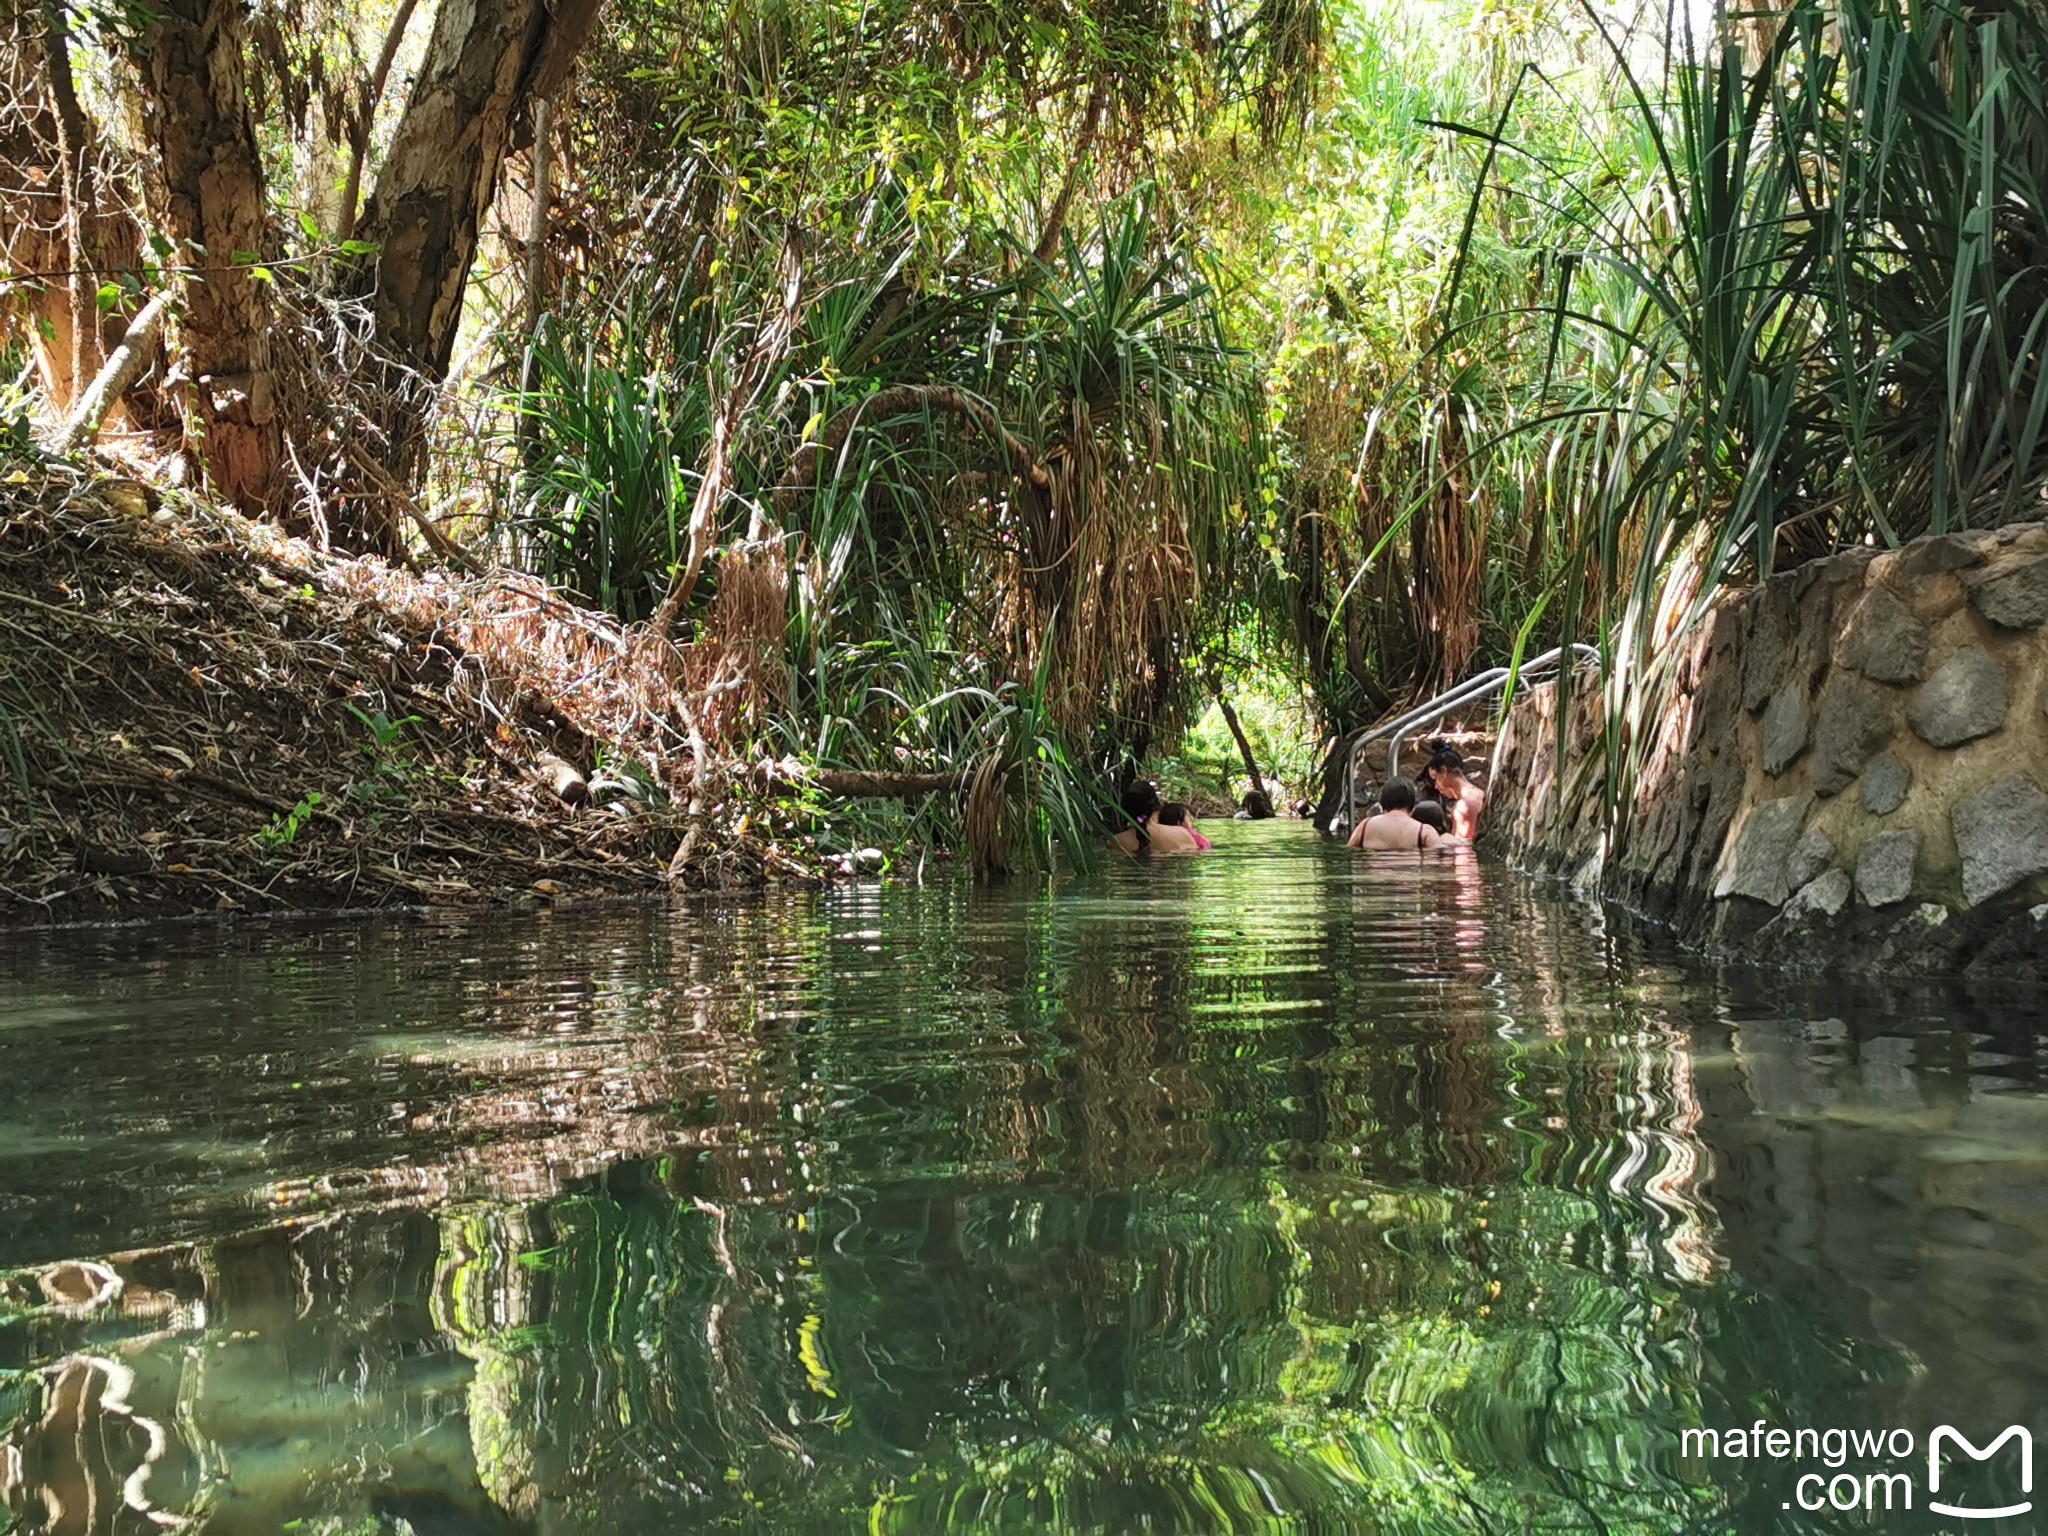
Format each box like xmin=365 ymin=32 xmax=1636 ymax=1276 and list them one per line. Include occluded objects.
xmin=0 ymin=461 xmax=818 ymax=925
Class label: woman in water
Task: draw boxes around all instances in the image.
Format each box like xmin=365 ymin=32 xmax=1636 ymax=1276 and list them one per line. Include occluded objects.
xmin=1156 ymin=802 xmax=1213 ymax=850
xmin=1347 ymin=777 xmax=1441 ymax=850
xmin=1111 ymin=781 xmax=1206 ymax=855
xmin=1417 ymin=743 xmax=1485 ymax=841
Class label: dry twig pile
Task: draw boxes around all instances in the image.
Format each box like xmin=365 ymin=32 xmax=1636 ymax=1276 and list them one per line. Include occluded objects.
xmin=0 ymin=460 xmax=814 ymax=923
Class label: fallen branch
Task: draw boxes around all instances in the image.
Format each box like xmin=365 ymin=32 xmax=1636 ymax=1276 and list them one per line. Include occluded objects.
xmin=56 ymin=291 xmax=171 ymax=453
xmin=343 ymin=441 xmax=481 ymax=572
xmin=753 ymin=760 xmax=968 ymax=799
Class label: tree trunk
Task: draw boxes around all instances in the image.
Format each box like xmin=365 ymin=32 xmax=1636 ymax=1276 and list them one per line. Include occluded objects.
xmin=140 ymin=0 xmax=280 ymax=512
xmin=2 ymin=0 xmax=147 ymax=420
xmin=0 ymin=0 xmax=78 ymax=410
xmin=1213 ymin=693 xmax=1266 ymax=798
xmin=335 ymin=0 xmax=423 ymax=245
xmin=58 ymin=290 xmax=170 ymax=451
xmin=353 ymin=0 xmax=600 ymax=492
xmin=1031 ymin=75 xmax=1108 ymax=270
xmin=523 ymin=97 xmax=551 ymax=339
xmin=39 ymin=0 xmax=98 ymax=402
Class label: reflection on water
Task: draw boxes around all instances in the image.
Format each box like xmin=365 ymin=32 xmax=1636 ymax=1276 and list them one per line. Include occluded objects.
xmin=0 ymin=822 xmax=2042 ymax=1531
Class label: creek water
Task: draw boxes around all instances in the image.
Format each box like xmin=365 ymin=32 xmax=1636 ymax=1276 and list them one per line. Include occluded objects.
xmin=1 ymin=820 xmax=2044 ymax=1533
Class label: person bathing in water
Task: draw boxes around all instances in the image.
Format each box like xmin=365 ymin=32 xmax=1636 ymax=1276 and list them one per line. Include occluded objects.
xmin=1156 ymin=801 xmax=1213 ymax=850
xmin=1410 ymin=801 xmax=1465 ymax=845
xmin=1111 ymin=781 xmax=1207 ymax=855
xmin=1347 ymin=777 xmax=1441 ymax=850
xmin=1417 ymin=742 xmax=1485 ymax=841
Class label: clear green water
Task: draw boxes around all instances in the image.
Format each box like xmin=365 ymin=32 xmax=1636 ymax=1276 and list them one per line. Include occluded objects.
xmin=2 ymin=821 xmax=2044 ymax=1533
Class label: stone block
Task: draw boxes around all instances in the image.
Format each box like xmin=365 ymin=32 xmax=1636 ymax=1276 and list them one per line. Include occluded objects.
xmin=1963 ymin=553 xmax=2048 ymax=630
xmin=1742 ymin=584 xmax=1794 ymax=715
xmin=1907 ymin=647 xmax=2010 ymax=748
xmin=1786 ymin=828 xmax=1835 ymax=890
xmin=1953 ymin=771 xmax=2048 ymax=906
xmin=1761 ymin=680 xmax=1810 ymax=775
xmin=1880 ymin=535 xmax=1987 ymax=581
xmin=1712 ymin=792 xmax=1814 ymax=907
xmin=1860 ymin=753 xmax=1911 ymax=816
xmin=1855 ymin=830 xmax=1921 ymax=907
xmin=1811 ymin=673 xmax=1893 ymax=796
xmin=1787 ymin=868 xmax=1852 ymax=917
xmin=1835 ymin=585 xmax=1930 ymax=682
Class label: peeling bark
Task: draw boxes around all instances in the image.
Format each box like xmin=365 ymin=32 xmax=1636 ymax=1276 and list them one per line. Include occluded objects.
xmin=140 ymin=0 xmax=280 ymax=512
xmin=356 ymin=0 xmax=600 ymax=393
xmin=1 ymin=0 xmax=145 ymax=418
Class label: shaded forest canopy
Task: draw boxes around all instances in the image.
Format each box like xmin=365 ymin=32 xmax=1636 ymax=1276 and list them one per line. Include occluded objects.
xmin=4 ymin=0 xmax=2048 ymax=888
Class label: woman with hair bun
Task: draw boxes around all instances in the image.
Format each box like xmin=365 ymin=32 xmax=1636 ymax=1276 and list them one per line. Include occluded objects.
xmin=1417 ymin=741 xmax=1485 ymax=841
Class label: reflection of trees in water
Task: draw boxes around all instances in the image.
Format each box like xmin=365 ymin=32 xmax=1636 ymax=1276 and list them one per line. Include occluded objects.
xmin=0 ymin=933 xmax=1769 ymax=1534
xmin=12 ymin=883 xmax=2016 ymax=1533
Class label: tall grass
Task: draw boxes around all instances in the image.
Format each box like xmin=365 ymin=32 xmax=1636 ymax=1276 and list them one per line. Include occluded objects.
xmin=1545 ymin=0 xmax=2048 ymax=820
xmin=1305 ymin=0 xmax=2048 ymax=820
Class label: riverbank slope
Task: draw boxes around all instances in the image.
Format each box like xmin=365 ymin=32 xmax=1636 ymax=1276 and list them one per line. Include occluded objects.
xmin=0 ymin=461 xmax=815 ymax=925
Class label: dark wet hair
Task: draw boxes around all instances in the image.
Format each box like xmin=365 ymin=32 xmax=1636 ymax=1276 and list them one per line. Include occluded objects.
xmin=1241 ymin=790 xmax=1274 ymax=819
xmin=1424 ymin=741 xmax=1467 ymax=786
xmin=1157 ymin=801 xmax=1189 ymax=826
xmin=1378 ymin=776 xmax=1418 ymax=811
xmin=1120 ymin=780 xmax=1161 ymax=825
xmin=1411 ymin=800 xmax=1449 ymax=833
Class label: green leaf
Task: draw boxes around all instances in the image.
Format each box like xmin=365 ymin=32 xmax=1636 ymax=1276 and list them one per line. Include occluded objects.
xmin=296 ymin=210 xmax=322 ymax=243
xmin=95 ymin=282 xmax=122 ymax=313
xmin=339 ymin=238 xmax=380 ymax=257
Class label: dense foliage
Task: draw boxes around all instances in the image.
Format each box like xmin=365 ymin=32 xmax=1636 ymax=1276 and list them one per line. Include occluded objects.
xmin=6 ymin=0 xmax=2048 ymax=863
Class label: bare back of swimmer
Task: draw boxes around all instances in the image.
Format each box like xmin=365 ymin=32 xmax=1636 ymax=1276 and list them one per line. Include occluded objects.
xmin=1347 ymin=776 xmax=1441 ymax=851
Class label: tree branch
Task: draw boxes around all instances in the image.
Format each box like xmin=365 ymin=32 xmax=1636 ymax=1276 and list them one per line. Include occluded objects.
xmin=336 ymin=0 xmax=421 ymax=245
xmin=1032 ymin=74 xmax=1108 ymax=270
xmin=56 ymin=290 xmax=170 ymax=452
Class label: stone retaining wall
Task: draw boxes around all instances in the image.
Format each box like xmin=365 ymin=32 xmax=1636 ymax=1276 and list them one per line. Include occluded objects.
xmin=1484 ymin=520 xmax=2048 ymax=980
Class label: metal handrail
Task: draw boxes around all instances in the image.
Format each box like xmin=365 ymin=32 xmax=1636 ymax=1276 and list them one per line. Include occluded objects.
xmin=1338 ymin=644 xmax=1601 ymax=830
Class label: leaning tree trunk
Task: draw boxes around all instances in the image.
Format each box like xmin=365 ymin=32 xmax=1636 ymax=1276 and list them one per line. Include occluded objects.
xmin=140 ymin=0 xmax=279 ymax=512
xmin=351 ymin=0 xmax=599 ymax=536
xmin=1213 ymin=693 xmax=1267 ymax=800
